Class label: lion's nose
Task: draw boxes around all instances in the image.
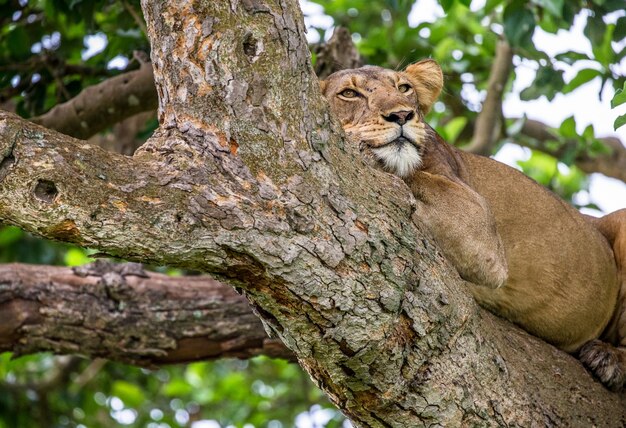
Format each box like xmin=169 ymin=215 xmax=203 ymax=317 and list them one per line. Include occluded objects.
xmin=382 ymin=110 xmax=415 ymax=125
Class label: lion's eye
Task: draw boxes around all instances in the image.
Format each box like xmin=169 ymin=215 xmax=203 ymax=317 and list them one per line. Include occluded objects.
xmin=398 ymin=84 xmax=412 ymax=93
xmin=339 ymin=89 xmax=359 ymax=98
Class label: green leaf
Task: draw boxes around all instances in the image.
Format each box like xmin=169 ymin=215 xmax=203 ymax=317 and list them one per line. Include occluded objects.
xmin=592 ymin=23 xmax=615 ymax=65
xmin=614 ymin=114 xmax=626 ymax=130
xmin=554 ymin=51 xmax=591 ymax=65
xmin=111 ymin=380 xmax=145 ymax=408
xmin=588 ymin=139 xmax=612 ymax=157
xmin=163 ymin=379 xmax=193 ymax=396
xmin=538 ymin=13 xmax=558 ymax=33
xmin=443 ymin=117 xmax=467 ymax=142
xmin=64 ymin=248 xmax=92 ymax=266
xmin=0 ymin=352 xmax=13 ymax=378
xmin=503 ymin=1 xmax=536 ymax=47
xmin=520 ymin=66 xmax=564 ymax=101
xmin=544 ymin=139 xmax=564 ymax=152
xmin=532 ymin=0 xmax=563 ymax=17
xmin=440 ymin=0 xmax=455 ymax=12
xmin=519 ymin=83 xmax=542 ymax=101
xmin=584 ymin=15 xmax=607 ymax=49
xmin=517 ymin=150 xmax=557 ymax=185
xmin=563 ymin=68 xmax=602 ymax=93
xmin=582 ymin=124 xmax=595 ymax=140
xmin=560 ymin=144 xmax=579 ymax=166
xmin=554 ymin=163 xmax=587 ymax=200
xmin=611 ymin=82 xmax=626 ymax=108
xmin=0 ymin=226 xmax=22 ymax=246
xmin=559 ymin=116 xmax=577 ymax=138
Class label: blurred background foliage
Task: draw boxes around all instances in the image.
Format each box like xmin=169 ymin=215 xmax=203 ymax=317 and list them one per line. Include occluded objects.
xmin=1 ymin=0 xmax=625 ymax=426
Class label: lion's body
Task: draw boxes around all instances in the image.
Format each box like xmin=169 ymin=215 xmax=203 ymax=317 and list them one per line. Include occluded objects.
xmin=321 ymin=60 xmax=626 ymax=389
xmin=460 ymin=150 xmax=618 ymax=351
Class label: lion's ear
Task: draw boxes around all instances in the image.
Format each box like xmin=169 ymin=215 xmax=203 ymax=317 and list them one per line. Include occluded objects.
xmin=404 ymin=59 xmax=443 ymax=114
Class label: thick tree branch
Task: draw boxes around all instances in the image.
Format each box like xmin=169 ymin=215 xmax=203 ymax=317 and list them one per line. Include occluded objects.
xmin=31 ymin=63 xmax=157 ymax=140
xmin=0 ymin=111 xmax=200 ymax=266
xmin=0 ymin=261 xmax=290 ymax=365
xmin=520 ymin=119 xmax=626 ymax=182
xmin=465 ymin=39 xmax=514 ymax=155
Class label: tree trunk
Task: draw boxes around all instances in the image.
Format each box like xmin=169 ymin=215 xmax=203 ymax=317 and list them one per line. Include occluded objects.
xmin=0 ymin=0 xmax=625 ymax=426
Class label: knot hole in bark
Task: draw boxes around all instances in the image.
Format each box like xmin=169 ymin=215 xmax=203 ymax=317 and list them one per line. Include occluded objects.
xmin=243 ymin=33 xmax=259 ymax=60
xmin=34 ymin=179 xmax=58 ymax=203
xmin=0 ymin=153 xmax=15 ymax=182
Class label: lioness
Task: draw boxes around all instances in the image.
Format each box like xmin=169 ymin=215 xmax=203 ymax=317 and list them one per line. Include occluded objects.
xmin=321 ymin=59 xmax=626 ymax=390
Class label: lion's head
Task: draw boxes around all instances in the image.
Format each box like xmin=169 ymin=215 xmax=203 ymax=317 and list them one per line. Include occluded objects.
xmin=320 ymin=60 xmax=443 ymax=177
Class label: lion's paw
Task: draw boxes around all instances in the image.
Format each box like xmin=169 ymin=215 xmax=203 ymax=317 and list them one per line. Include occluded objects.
xmin=579 ymin=339 xmax=626 ymax=391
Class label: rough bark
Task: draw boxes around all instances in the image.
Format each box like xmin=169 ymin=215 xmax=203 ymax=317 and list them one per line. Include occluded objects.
xmin=31 ymin=63 xmax=157 ymax=140
xmin=0 ymin=261 xmax=290 ymax=365
xmin=0 ymin=0 xmax=625 ymax=426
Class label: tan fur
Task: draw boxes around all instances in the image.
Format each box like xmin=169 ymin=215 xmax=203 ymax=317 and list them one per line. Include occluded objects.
xmin=322 ymin=61 xmax=626 ymax=389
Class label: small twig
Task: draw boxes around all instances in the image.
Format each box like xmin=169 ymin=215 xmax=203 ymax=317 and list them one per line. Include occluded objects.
xmin=72 ymin=358 xmax=107 ymax=390
xmin=43 ymin=55 xmax=72 ymax=101
xmin=123 ymin=0 xmax=148 ymax=38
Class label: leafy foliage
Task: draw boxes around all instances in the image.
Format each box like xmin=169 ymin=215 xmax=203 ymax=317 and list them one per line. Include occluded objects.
xmin=0 ymin=0 xmax=148 ymax=117
xmin=0 ymin=353 xmax=342 ymax=428
xmin=308 ymin=0 xmax=624 ymax=202
xmin=612 ymin=81 xmax=626 ymax=130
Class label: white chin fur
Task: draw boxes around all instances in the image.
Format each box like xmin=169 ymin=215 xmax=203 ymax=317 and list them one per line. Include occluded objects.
xmin=371 ymin=142 xmax=422 ymax=177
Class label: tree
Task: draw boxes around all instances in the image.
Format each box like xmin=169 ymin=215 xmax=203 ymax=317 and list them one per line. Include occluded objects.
xmin=1 ymin=0 xmax=626 ymax=426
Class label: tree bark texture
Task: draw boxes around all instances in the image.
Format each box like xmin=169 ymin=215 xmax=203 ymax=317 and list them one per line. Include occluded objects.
xmin=0 ymin=0 xmax=625 ymax=426
xmin=0 ymin=261 xmax=290 ymax=365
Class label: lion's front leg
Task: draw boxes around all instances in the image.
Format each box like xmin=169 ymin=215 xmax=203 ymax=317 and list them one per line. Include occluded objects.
xmin=408 ymin=171 xmax=508 ymax=289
